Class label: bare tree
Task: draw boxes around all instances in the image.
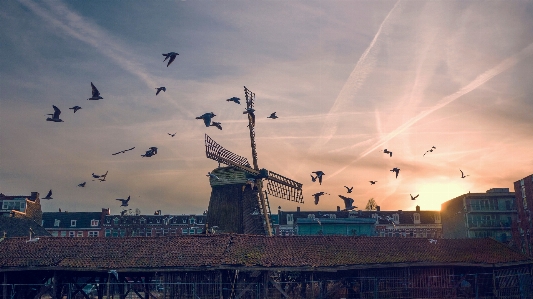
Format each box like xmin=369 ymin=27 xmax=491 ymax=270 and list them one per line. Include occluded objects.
xmin=365 ymin=198 xmax=377 ymax=211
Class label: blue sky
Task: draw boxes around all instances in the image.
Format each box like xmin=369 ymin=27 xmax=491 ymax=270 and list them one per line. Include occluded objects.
xmin=1 ymin=0 xmax=532 ymax=215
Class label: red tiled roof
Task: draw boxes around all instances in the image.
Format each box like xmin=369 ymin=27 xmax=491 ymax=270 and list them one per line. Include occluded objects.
xmin=0 ymin=235 xmax=530 ymax=271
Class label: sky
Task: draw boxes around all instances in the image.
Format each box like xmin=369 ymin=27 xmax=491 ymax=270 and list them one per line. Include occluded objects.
xmin=1 ymin=0 xmax=533 ymax=216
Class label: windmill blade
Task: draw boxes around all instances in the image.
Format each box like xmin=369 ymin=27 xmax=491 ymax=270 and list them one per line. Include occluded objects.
xmin=266 ymin=170 xmax=304 ymax=203
xmin=205 ymin=134 xmax=252 ymax=168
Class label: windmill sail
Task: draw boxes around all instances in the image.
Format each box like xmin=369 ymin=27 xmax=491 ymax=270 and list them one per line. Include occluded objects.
xmin=266 ymin=170 xmax=304 ymax=203
xmin=205 ymin=134 xmax=252 ymax=168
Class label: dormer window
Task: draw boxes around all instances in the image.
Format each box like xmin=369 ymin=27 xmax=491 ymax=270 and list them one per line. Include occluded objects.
xmin=189 ymin=217 xmax=196 ymax=224
xmin=287 ymin=214 xmax=294 ymax=225
xmin=307 ymin=214 xmax=315 ymax=219
xmin=54 ymin=219 xmax=60 ymax=227
xmin=71 ymin=220 xmax=77 ymax=227
xmin=91 ymin=220 xmax=99 ymax=227
xmin=413 ymin=213 xmax=421 ymax=224
xmin=140 ymin=218 xmax=146 ymax=224
xmin=434 ymin=213 xmax=441 ymax=224
xmin=113 ymin=218 xmax=119 ymax=225
xmin=393 ymin=214 xmax=399 ymax=224
xmin=183 ymin=218 xmax=187 ymax=223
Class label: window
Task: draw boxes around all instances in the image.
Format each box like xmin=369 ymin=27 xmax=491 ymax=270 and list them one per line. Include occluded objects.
xmin=393 ymin=214 xmax=399 ymax=223
xmin=54 ymin=219 xmax=60 ymax=227
xmin=413 ymin=213 xmax=420 ymax=224
xmin=198 ymin=218 xmax=203 ymax=224
xmin=140 ymin=218 xmax=146 ymax=224
xmin=69 ymin=231 xmax=75 ymax=237
xmin=88 ymin=231 xmax=99 ymax=237
xmin=61 ymin=231 xmax=66 ymax=237
xmin=307 ymin=214 xmax=315 ymax=219
xmin=189 ymin=217 xmax=196 ymax=224
xmin=434 ymin=213 xmax=441 ymax=223
xmin=71 ymin=220 xmax=77 ymax=227
xmin=146 ymin=230 xmax=152 ymax=237
xmin=170 ymin=229 xmax=177 ymax=236
xmin=2 ymin=200 xmax=25 ymax=212
xmin=77 ymin=231 xmax=83 ymax=237
xmin=51 ymin=231 xmax=58 ymax=237
xmin=112 ymin=230 xmax=119 ymax=237
xmin=196 ymin=228 xmax=203 ymax=234
xmin=182 ymin=228 xmax=188 ymax=235
xmin=189 ymin=228 xmax=195 ymax=234
xmin=105 ymin=229 xmax=111 ymax=237
xmin=91 ymin=220 xmax=99 ymax=227
xmin=287 ymin=214 xmax=294 ymax=225
xmin=113 ymin=218 xmax=119 ymax=225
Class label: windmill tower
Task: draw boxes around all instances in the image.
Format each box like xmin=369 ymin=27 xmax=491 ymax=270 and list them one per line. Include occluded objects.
xmin=205 ymin=86 xmax=303 ymax=236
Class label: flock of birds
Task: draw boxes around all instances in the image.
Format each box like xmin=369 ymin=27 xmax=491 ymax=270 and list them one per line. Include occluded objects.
xmin=308 ymin=145 xmax=470 ymax=214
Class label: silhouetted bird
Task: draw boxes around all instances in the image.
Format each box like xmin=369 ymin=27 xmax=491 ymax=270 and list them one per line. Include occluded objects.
xmin=211 ymin=121 xmax=222 ymax=130
xmin=141 ymin=147 xmax=158 ymax=158
xmin=226 ymin=97 xmax=241 ymax=104
xmin=112 ymin=147 xmax=135 ymax=155
xmin=92 ymin=171 xmax=108 ymax=181
xmin=460 ymin=169 xmax=469 ymax=178
xmin=390 ymin=168 xmax=400 ymax=178
xmin=311 ymin=174 xmax=318 ymax=182
xmin=69 ymin=106 xmax=82 ymax=113
xmin=410 ymin=194 xmax=419 ymax=200
xmin=369 ymin=181 xmax=377 ymax=185
xmin=120 ymin=210 xmax=128 ymax=216
xmin=42 ymin=189 xmax=53 ymax=200
xmin=338 ymin=195 xmax=356 ymax=211
xmin=243 ymin=108 xmax=256 ymax=126
xmin=312 ymin=192 xmax=329 ymax=205
xmin=383 ymin=149 xmax=393 ymax=157
xmin=196 ymin=112 xmax=216 ymax=127
xmin=155 ymin=87 xmax=166 ymax=95
xmin=423 ymin=146 xmax=436 ymax=156
xmin=162 ymin=52 xmax=179 ymax=67
xmin=344 ymin=186 xmax=353 ymax=193
xmin=168 ymin=132 xmax=176 ymax=137
xmin=78 ymin=182 xmax=86 ymax=187
xmin=267 ymin=112 xmax=278 ymax=119
xmin=312 ymin=171 xmax=325 ymax=185
xmin=116 ymin=196 xmax=130 ymax=207
xmin=87 ymin=82 xmax=103 ymax=100
xmin=46 ymin=105 xmax=63 ymax=122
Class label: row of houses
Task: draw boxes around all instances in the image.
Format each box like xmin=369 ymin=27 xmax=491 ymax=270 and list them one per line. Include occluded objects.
xmin=1 ymin=174 xmax=532 ymax=254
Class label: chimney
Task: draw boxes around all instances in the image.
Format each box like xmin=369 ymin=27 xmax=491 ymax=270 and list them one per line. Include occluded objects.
xmin=102 ymin=208 xmax=111 ymax=215
xmin=30 ymin=192 xmax=39 ymax=200
xmin=416 ymin=205 xmax=420 ymax=212
xmin=296 ymin=207 xmax=300 ymax=212
xmin=376 ymin=206 xmax=380 ymax=211
xmin=337 ymin=206 xmax=341 ymax=212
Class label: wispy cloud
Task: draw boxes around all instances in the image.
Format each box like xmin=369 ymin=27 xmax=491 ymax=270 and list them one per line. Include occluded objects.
xmin=18 ymin=0 xmax=192 ymax=116
xmin=326 ymin=40 xmax=533 ymax=180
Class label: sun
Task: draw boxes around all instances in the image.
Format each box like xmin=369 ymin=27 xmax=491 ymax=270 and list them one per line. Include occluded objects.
xmin=407 ymin=180 xmax=471 ymax=211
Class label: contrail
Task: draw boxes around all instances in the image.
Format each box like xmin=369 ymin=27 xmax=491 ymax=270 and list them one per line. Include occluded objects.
xmin=311 ymin=0 xmax=401 ymax=151
xmin=18 ymin=0 xmax=192 ymax=116
xmin=326 ymin=41 xmax=533 ymax=180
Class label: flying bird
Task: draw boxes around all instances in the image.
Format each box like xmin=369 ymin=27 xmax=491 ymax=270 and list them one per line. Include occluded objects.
xmin=78 ymin=182 xmax=86 ymax=187
xmin=344 ymin=186 xmax=353 ymax=193
xmin=207 ymin=172 xmax=220 ymax=180
xmin=390 ymin=168 xmax=400 ymax=179
xmin=42 ymin=190 xmax=53 ymax=200
xmin=162 ymin=52 xmax=179 ymax=67
xmin=410 ymin=194 xmax=419 ymax=200
xmin=243 ymin=108 xmax=256 ymax=127
xmin=226 ymin=97 xmax=241 ymax=104
xmin=267 ymin=112 xmax=278 ymax=119
xmin=423 ymin=146 xmax=436 ymax=156
xmin=369 ymin=181 xmax=378 ymax=185
xmin=87 ymin=82 xmax=103 ymax=100
xmin=92 ymin=171 xmax=108 ymax=180
xmin=116 ymin=196 xmax=131 ymax=207
xmin=46 ymin=105 xmax=63 ymax=122
xmin=141 ymin=147 xmax=158 ymax=157
xmin=210 ymin=121 xmax=222 ymax=130
xmin=312 ymin=171 xmax=325 ymax=185
xmin=460 ymin=170 xmax=469 ymax=178
xmin=155 ymin=87 xmax=166 ymax=95
xmin=312 ymin=192 xmax=329 ymax=205
xmin=338 ymin=195 xmax=357 ymax=211
xmin=112 ymin=147 xmax=135 ymax=155
xmin=168 ymin=132 xmax=176 ymax=137
xmin=383 ymin=149 xmax=392 ymax=157
xmin=69 ymin=106 xmax=82 ymax=113
xmin=196 ymin=112 xmax=216 ymax=127
xmin=311 ymin=174 xmax=318 ymax=182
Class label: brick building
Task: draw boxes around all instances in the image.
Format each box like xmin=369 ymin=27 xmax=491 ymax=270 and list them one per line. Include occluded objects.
xmin=513 ymin=174 xmax=533 ymax=256
xmin=0 ymin=191 xmax=42 ymax=223
xmin=42 ymin=209 xmax=109 ymax=237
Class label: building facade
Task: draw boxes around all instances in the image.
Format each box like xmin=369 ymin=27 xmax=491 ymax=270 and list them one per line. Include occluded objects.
xmin=513 ymin=174 xmax=533 ymax=256
xmin=42 ymin=209 xmax=108 ymax=237
xmin=0 ymin=192 xmax=42 ymax=223
xmin=102 ymin=212 xmax=207 ymax=237
xmin=276 ymin=206 xmax=441 ymax=237
xmin=441 ymin=188 xmax=517 ymax=243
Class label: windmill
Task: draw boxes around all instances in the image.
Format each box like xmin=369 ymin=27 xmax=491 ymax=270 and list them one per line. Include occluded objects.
xmin=205 ymin=86 xmax=303 ymax=236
